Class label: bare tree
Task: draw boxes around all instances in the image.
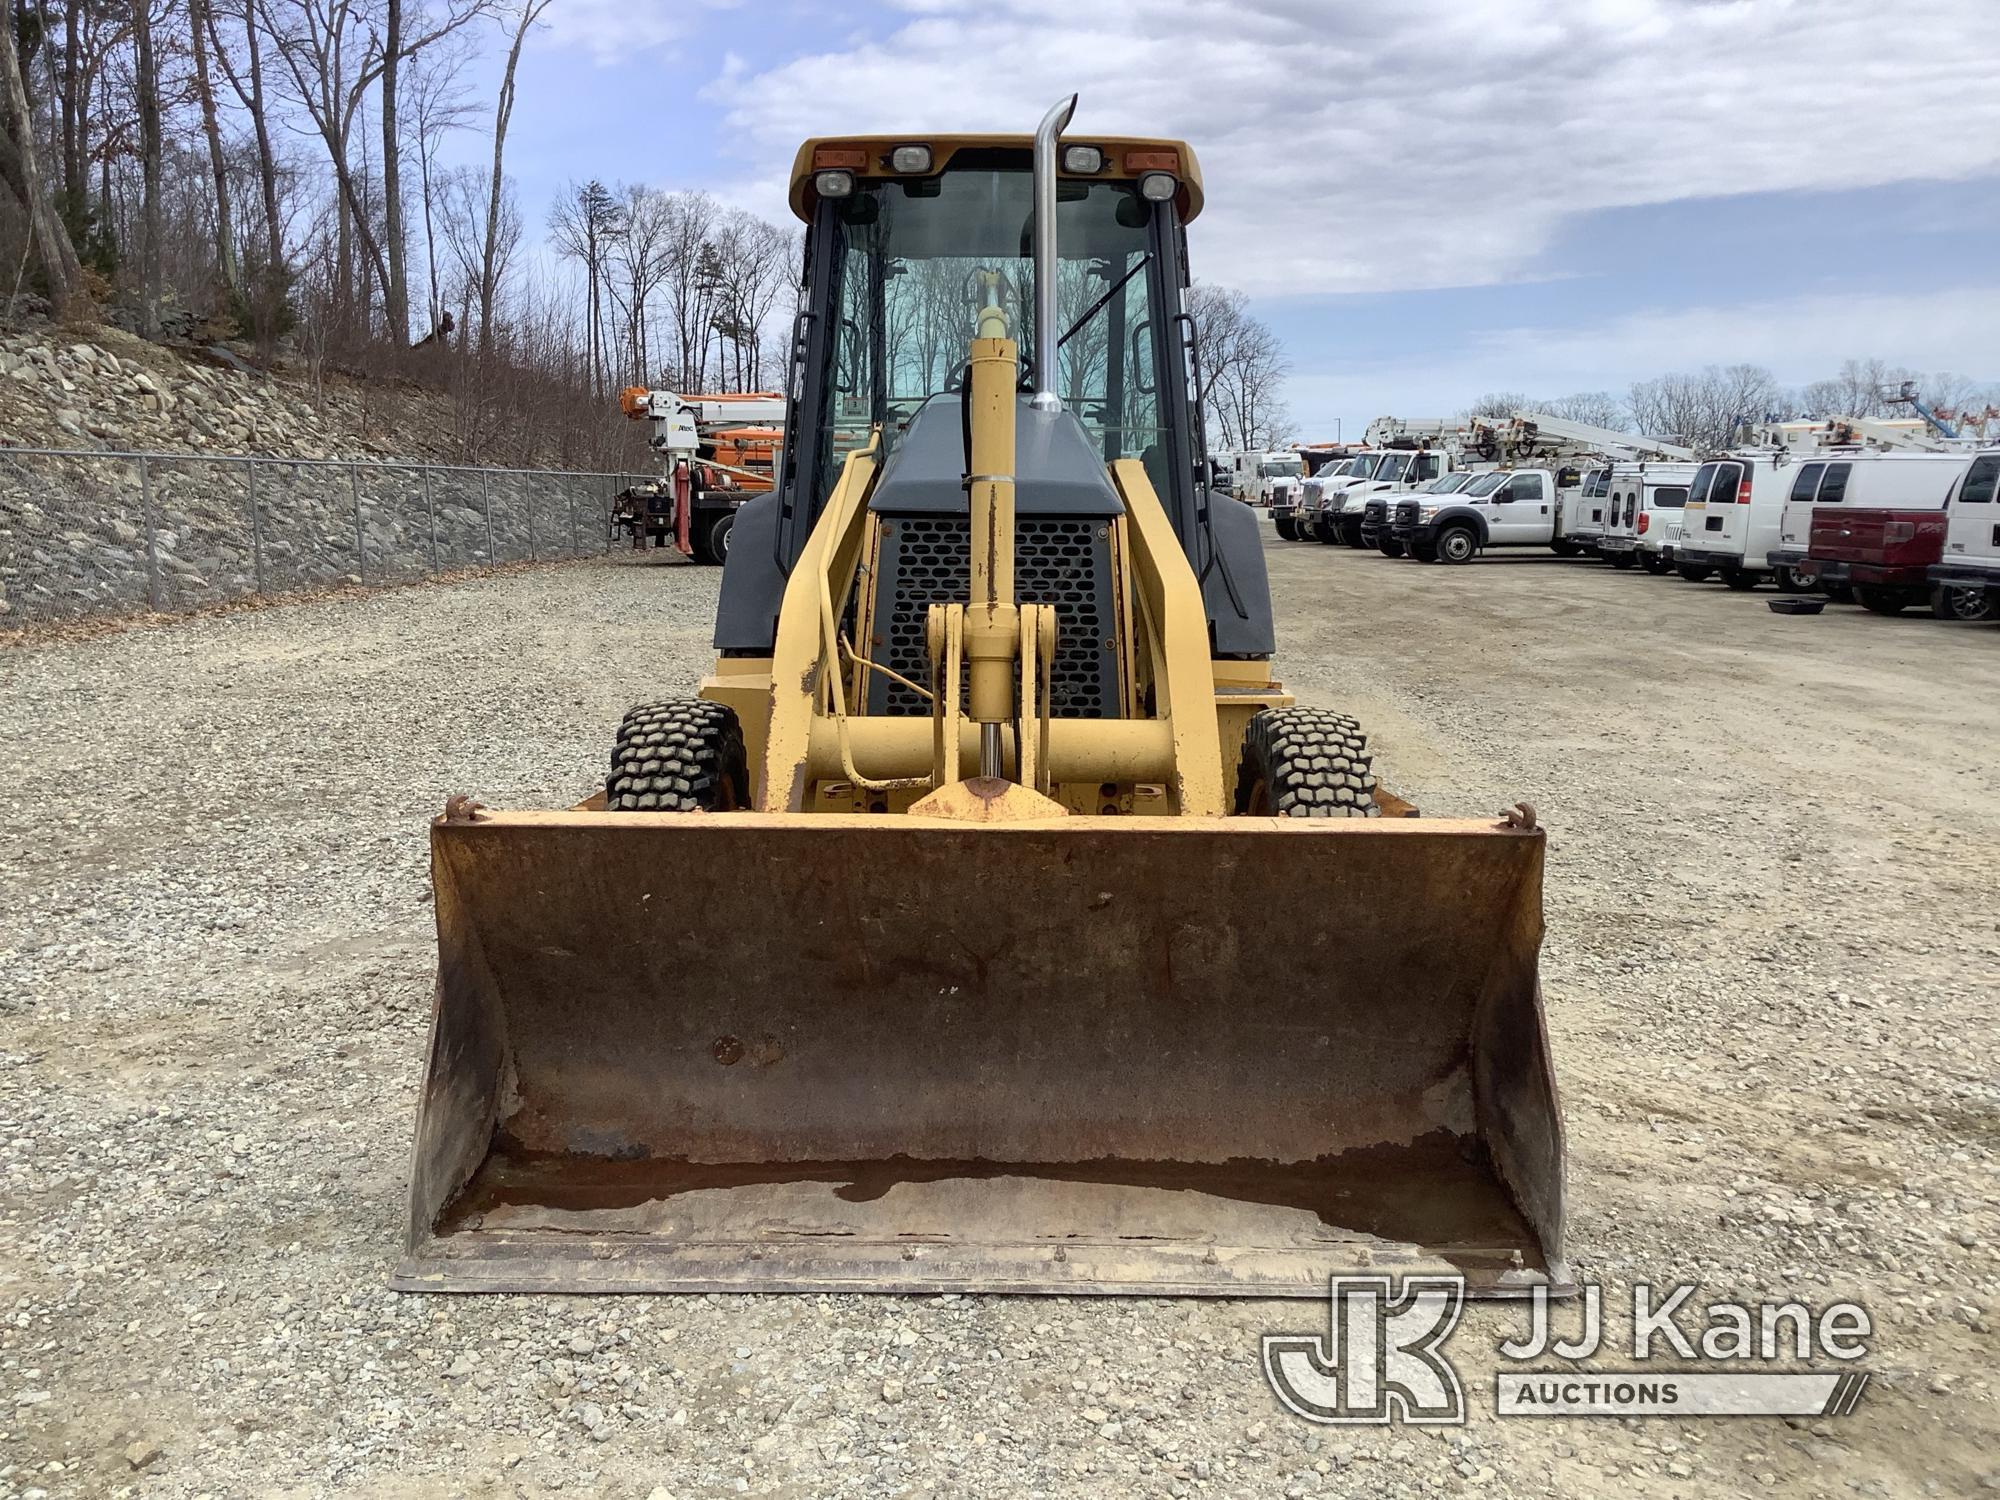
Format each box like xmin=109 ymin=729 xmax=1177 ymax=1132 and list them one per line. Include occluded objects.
xmin=1536 ymin=391 xmax=1625 ymax=429
xmin=1628 ymin=365 xmax=1782 ymax=452
xmin=1188 ymin=284 xmax=1288 ymax=450
xmin=1 ymin=0 xmax=81 ymax=310
xmin=1466 ymin=391 xmax=1533 ymax=421
xmin=404 ymin=35 xmax=478 ymax=336
xmin=131 ymin=0 xmax=164 ymax=333
xmin=548 ymin=179 xmax=623 ymax=397
xmin=477 ymin=0 xmax=548 ymax=355
xmin=206 ymin=0 xmax=286 ymax=299
xmin=187 ymin=0 xmax=240 ymax=296
xmin=259 ymin=0 xmax=487 ymax=340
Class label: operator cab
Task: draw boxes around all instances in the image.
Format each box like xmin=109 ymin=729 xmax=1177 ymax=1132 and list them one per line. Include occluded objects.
xmin=718 ymin=131 xmax=1275 ymax=666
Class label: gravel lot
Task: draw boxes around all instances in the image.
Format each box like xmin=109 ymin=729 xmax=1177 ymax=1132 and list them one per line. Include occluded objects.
xmin=3 ymin=536 xmax=1996 ymax=1499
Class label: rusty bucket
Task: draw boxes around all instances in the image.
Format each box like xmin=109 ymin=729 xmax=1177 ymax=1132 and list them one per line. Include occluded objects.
xmin=395 ymin=810 xmax=1566 ymax=1297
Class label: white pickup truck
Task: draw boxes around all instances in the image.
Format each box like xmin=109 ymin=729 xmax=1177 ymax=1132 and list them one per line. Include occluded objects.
xmin=1388 ymin=465 xmax=1589 ymax=562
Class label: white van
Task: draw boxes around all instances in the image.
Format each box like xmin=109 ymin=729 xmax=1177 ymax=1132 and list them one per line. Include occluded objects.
xmin=1674 ymin=454 xmax=1797 ymax=590
xmin=1928 ymin=450 xmax=2000 ymax=619
xmin=1597 ymin=463 xmax=1697 ymax=571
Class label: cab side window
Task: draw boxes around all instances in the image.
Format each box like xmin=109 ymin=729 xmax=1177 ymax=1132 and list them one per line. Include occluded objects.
xmin=1960 ymin=456 xmax=1999 ymax=504
xmin=1511 ymin=473 xmax=1544 ymax=502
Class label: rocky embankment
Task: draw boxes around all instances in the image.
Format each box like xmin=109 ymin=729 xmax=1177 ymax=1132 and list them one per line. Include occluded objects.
xmin=0 ymin=324 xmax=454 ymax=460
xmin=0 ymin=327 xmax=634 ymax=625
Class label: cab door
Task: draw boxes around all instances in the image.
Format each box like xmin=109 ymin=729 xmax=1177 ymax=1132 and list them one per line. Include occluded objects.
xmin=1943 ymin=454 xmax=2000 ymax=561
xmin=1490 ymin=471 xmax=1549 ymax=543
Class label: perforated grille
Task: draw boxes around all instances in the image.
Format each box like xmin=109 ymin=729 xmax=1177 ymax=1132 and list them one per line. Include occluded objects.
xmin=869 ymin=515 xmax=1118 ymax=718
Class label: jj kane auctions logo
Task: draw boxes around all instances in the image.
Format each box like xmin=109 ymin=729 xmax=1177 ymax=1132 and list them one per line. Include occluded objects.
xmin=1264 ymin=1277 xmax=1873 ymax=1424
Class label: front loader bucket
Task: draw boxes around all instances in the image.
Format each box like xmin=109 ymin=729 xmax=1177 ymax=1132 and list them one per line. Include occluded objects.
xmin=396 ymin=811 xmax=1567 ymax=1297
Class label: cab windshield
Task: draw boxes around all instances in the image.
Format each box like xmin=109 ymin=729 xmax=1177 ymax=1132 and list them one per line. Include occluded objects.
xmin=1463 ymin=473 xmax=1509 ymax=497
xmin=1372 ymin=454 xmax=1413 ymax=482
xmin=817 ymin=163 xmax=1165 ymax=493
xmin=1261 ymin=458 xmax=1304 ymax=477
xmin=1338 ymin=456 xmax=1374 ymax=478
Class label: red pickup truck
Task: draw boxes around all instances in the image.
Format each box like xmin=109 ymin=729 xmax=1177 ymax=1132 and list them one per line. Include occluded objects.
xmin=1806 ymin=452 xmax=1996 ymax=619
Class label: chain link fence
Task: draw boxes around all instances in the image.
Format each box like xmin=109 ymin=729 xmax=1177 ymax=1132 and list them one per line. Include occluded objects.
xmin=0 ymin=448 xmax=659 ymax=627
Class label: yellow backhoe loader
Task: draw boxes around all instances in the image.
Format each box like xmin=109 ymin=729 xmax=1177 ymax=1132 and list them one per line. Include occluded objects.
xmin=396 ymin=100 xmax=1568 ymax=1298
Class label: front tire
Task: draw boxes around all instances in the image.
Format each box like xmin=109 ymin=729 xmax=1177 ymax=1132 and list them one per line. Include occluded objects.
xmin=1234 ymin=707 xmax=1379 ymax=818
xmin=1339 ymin=519 xmax=1368 ymax=549
xmin=608 ymin=699 xmax=748 ymax=811
xmin=1677 ymin=564 xmax=1712 ymax=583
xmin=1376 ymin=537 xmax=1407 ymax=558
xmin=1931 ymin=583 xmax=1999 ymax=622
xmin=1436 ymin=525 xmax=1477 ymax=564
xmin=1721 ymin=567 xmax=1760 ymax=591
xmin=1275 ymin=516 xmax=1299 ymax=541
xmin=1410 ymin=539 xmax=1438 ymax=563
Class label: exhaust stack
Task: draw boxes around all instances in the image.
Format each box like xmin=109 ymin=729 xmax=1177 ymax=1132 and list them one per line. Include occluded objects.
xmin=1030 ymin=94 xmax=1077 ymax=414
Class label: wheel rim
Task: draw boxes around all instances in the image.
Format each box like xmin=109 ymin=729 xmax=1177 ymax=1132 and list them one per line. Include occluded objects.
xmin=1947 ymin=587 xmax=1989 ymax=620
xmin=718 ymin=519 xmax=732 ymax=556
xmin=1443 ymin=531 xmax=1472 ymax=562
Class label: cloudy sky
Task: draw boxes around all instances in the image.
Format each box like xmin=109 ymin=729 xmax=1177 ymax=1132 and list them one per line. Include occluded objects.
xmin=461 ymin=0 xmax=2000 ymax=439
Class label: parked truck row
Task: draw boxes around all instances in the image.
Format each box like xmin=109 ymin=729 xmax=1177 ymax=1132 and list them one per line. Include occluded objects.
xmin=1253 ymin=411 xmax=2000 ymax=625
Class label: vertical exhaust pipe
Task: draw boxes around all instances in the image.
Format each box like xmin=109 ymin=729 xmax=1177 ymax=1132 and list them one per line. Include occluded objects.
xmin=1031 ymin=94 xmax=1077 ymax=414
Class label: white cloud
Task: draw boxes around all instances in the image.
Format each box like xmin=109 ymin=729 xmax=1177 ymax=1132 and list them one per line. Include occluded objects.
xmin=710 ymin=0 xmax=2000 ymax=296
xmin=1284 ymin=284 xmax=2000 ymax=430
xmin=540 ymin=0 xmax=739 ymax=66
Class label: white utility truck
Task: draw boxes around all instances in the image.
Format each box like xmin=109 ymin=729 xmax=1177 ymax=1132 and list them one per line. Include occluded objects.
xmin=1275 ymin=452 xmax=1375 ymax=540
xmin=1329 ymin=418 xmax=1480 ymax=547
xmin=1228 ymin=450 xmax=1308 ymax=510
xmin=1595 ymin=462 xmax=1699 ymax=571
xmin=1389 ymin=466 xmax=1585 ymax=562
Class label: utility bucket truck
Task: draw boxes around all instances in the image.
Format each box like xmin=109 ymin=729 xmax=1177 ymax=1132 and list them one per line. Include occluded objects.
xmin=615 ymin=389 xmax=788 ymax=563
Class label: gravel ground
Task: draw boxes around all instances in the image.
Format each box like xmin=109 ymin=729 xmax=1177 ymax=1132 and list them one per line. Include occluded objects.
xmin=2 ymin=537 xmax=1996 ymax=1499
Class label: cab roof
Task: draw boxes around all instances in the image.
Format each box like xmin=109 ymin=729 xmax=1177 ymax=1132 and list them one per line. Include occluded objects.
xmin=787 ymin=134 xmax=1204 ymax=223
